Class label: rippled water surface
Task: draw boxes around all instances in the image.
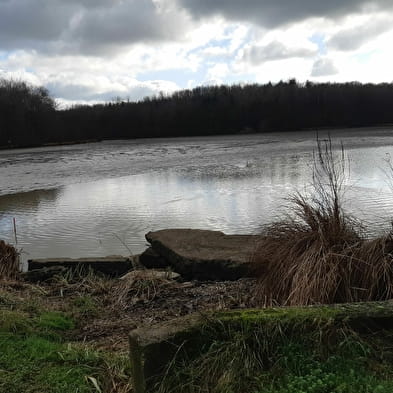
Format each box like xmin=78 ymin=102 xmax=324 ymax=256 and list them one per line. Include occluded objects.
xmin=1 ymin=127 xmax=393 ymax=262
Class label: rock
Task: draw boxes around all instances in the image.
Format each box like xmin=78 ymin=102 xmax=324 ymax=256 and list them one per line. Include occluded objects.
xmin=145 ymin=229 xmax=258 ymax=280
xmin=27 ymin=256 xmax=133 ymax=277
xmin=129 ymin=314 xmax=203 ymax=392
xmin=139 ymin=247 xmax=169 ymax=269
xmin=119 ymin=269 xmax=180 ymax=282
xmin=21 ymin=266 xmax=68 ymax=282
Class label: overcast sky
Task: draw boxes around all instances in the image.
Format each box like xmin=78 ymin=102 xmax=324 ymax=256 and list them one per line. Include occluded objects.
xmin=1 ymin=0 xmax=392 ymax=106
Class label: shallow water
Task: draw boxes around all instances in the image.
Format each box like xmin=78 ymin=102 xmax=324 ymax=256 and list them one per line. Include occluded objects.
xmin=1 ymin=127 xmax=393 ymax=262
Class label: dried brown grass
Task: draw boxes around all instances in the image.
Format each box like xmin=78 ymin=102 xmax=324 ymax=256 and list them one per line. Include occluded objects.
xmin=252 ymin=138 xmax=393 ymax=306
xmin=110 ymin=270 xmax=180 ymax=310
xmin=49 ymin=266 xmax=113 ymax=297
xmin=0 ymin=240 xmax=19 ymax=280
xmin=99 ymin=359 xmax=132 ymax=393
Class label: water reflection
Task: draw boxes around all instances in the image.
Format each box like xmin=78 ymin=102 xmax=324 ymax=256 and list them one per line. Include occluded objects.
xmin=0 ymin=188 xmax=60 ymax=213
xmin=0 ymin=171 xmax=296 ymax=261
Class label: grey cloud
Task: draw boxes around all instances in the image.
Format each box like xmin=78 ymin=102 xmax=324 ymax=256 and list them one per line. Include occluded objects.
xmin=311 ymin=58 xmax=338 ymax=77
xmin=327 ymin=18 xmax=392 ymax=51
xmin=244 ymin=41 xmax=316 ymax=64
xmin=177 ymin=0 xmax=392 ymax=28
xmin=70 ymin=0 xmax=183 ymax=54
xmin=0 ymin=0 xmax=77 ymax=46
xmin=0 ymin=0 xmax=187 ymax=53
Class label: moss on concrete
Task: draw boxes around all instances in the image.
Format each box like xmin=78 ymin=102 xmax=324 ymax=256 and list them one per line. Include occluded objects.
xmin=129 ymin=301 xmax=393 ymax=392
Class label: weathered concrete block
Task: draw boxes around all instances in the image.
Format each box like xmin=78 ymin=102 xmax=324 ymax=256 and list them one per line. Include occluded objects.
xmin=28 ymin=256 xmax=133 ymax=277
xmin=129 ymin=314 xmax=204 ymax=392
xmin=21 ymin=266 xmax=68 ymax=282
xmin=129 ymin=301 xmax=393 ymax=392
xmin=145 ymin=229 xmax=259 ymax=280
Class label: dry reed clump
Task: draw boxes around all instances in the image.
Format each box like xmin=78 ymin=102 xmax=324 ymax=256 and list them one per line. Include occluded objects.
xmin=252 ymin=138 xmax=393 ymax=306
xmin=346 ymin=235 xmax=393 ymax=301
xmin=0 ymin=240 xmax=20 ymax=280
xmin=110 ymin=270 xmax=180 ymax=310
xmin=49 ymin=266 xmax=113 ymax=297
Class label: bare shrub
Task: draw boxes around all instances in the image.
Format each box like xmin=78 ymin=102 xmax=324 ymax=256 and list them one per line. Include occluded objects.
xmin=252 ymin=138 xmax=393 ymax=306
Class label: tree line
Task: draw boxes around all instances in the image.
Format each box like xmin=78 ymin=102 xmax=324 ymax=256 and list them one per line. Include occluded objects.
xmin=1 ymin=77 xmax=393 ymax=148
xmin=0 ymin=79 xmax=57 ymax=147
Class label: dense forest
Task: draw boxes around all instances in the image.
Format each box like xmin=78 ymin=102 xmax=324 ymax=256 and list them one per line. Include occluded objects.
xmin=1 ymin=77 xmax=393 ymax=148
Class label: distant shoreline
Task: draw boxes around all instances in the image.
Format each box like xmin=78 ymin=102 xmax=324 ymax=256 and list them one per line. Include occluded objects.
xmin=3 ymin=80 xmax=393 ymax=153
xmin=1 ymin=124 xmax=393 ymax=152
xmin=0 ymin=138 xmax=102 ymax=151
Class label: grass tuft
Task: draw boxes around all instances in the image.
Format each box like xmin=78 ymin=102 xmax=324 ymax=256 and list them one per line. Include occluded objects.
xmin=110 ymin=270 xmax=177 ymax=310
xmin=36 ymin=311 xmax=75 ymax=331
xmin=155 ymin=316 xmax=393 ymax=393
xmin=0 ymin=240 xmax=19 ymax=280
xmin=252 ymin=138 xmax=393 ymax=306
xmin=0 ymin=309 xmax=32 ymax=334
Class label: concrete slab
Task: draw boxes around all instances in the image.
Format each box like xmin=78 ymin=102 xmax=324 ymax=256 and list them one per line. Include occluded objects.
xmin=146 ymin=229 xmax=259 ymax=280
xmin=28 ymin=256 xmax=133 ymax=277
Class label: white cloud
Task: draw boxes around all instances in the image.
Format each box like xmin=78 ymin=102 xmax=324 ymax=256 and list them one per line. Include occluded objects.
xmin=254 ymin=58 xmax=314 ymax=84
xmin=0 ymin=48 xmax=181 ymax=105
xmin=201 ymin=46 xmax=230 ymax=58
xmin=206 ymin=63 xmax=230 ymax=84
xmin=1 ymin=0 xmax=393 ymax=104
xmin=311 ymin=58 xmax=338 ymax=77
xmin=49 ymin=76 xmax=179 ymax=103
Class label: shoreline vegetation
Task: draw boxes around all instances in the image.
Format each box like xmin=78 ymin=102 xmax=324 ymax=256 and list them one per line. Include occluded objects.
xmin=2 ymin=125 xmax=393 ymax=153
xmin=2 ymin=140 xmax=393 ymax=391
xmin=2 ymin=77 xmax=393 ymax=149
xmin=0 ymin=138 xmax=102 ymax=151
xmin=253 ymin=139 xmax=393 ymax=306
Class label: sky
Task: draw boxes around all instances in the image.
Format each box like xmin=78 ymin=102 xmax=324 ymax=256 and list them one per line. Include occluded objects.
xmin=0 ymin=0 xmax=393 ymax=107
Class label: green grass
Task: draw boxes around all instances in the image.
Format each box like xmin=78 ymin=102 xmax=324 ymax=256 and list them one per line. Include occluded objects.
xmin=255 ymin=339 xmax=393 ymax=393
xmin=0 ymin=310 xmax=32 ymax=334
xmin=0 ymin=294 xmax=130 ymax=393
xmin=155 ymin=316 xmax=393 ymax=393
xmin=35 ymin=311 xmax=75 ymax=331
xmin=0 ymin=333 xmax=99 ymax=393
xmin=71 ymin=295 xmax=99 ymax=317
xmin=0 ymin=308 xmax=99 ymax=393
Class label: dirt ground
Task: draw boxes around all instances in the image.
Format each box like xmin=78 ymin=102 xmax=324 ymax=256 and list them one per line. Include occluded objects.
xmin=0 ymin=271 xmax=258 ymax=352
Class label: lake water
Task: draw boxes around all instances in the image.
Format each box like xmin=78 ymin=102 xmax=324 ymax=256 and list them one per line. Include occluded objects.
xmin=1 ymin=127 xmax=393 ymax=263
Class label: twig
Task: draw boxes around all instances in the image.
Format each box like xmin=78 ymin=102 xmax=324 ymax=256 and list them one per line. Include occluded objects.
xmin=13 ymin=217 xmax=18 ymax=245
